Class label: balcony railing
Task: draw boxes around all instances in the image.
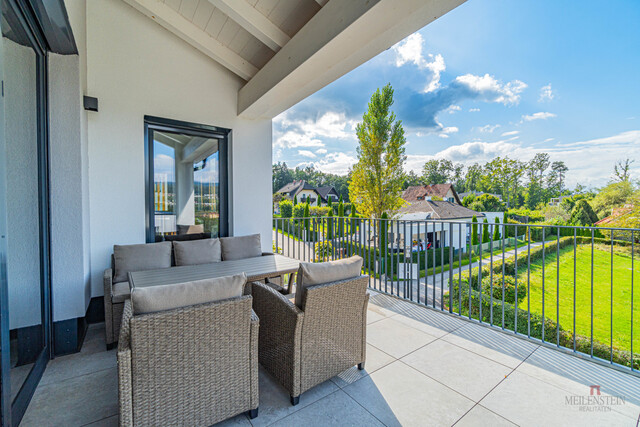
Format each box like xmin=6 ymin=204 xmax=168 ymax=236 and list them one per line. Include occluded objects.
xmin=273 ymin=216 xmax=640 ymax=376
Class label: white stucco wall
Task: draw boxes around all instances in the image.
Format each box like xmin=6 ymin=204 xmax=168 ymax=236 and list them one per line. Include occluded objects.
xmin=49 ymin=52 xmax=92 ymax=322
xmin=84 ymin=0 xmax=272 ymax=296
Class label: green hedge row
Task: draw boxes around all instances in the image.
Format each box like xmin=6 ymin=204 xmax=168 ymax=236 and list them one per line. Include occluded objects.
xmin=448 ymin=284 xmax=639 ymax=370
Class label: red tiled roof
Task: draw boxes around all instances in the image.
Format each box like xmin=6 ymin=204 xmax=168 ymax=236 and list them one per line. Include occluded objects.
xmin=595 ymin=206 xmax=634 ymax=226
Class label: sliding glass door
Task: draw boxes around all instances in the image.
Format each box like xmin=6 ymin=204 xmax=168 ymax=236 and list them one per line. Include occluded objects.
xmin=145 ymin=116 xmax=230 ymax=243
xmin=0 ymin=0 xmax=51 ymax=425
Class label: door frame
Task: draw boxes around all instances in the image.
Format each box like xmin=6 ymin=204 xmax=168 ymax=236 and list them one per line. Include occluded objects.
xmin=144 ymin=115 xmax=231 ymax=243
xmin=0 ymin=0 xmax=53 ymax=425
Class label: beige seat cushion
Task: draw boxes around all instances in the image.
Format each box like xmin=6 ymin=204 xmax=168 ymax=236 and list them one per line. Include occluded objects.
xmin=113 ymin=242 xmax=172 ymax=282
xmin=294 ymin=255 xmax=363 ymax=308
xmin=131 ymin=273 xmax=246 ymax=315
xmin=173 ymin=238 xmax=221 ymax=266
xmin=112 ymin=281 xmax=131 ymax=303
xmin=220 ymin=234 xmax=262 ymax=261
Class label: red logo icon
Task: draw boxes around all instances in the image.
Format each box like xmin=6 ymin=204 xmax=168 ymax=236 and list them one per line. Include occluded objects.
xmin=589 ymin=385 xmax=601 ymax=395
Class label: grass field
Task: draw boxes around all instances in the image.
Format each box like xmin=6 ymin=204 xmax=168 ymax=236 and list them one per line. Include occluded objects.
xmin=516 ymin=244 xmax=640 ymax=353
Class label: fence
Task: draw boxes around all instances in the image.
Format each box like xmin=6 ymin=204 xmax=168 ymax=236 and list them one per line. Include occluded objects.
xmin=273 ymin=216 xmax=640 ymax=376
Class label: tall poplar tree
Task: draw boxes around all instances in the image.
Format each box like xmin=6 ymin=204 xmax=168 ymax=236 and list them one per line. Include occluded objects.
xmin=349 ymin=84 xmax=407 ymax=218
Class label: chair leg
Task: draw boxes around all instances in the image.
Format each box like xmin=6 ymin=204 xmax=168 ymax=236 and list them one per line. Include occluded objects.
xmin=358 ymin=362 xmax=365 ymax=370
xmin=248 ymin=407 xmax=258 ymax=419
xmin=290 ymin=395 xmax=300 ymax=406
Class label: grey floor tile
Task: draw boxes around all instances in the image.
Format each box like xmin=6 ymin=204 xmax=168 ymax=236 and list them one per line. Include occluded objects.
xmin=366 ymin=317 xmax=437 ymax=358
xmin=249 ymin=367 xmax=339 ymax=427
xmin=331 ymin=344 xmax=396 ymax=388
xmin=343 ymin=361 xmax=475 ymax=427
xmin=22 ymin=367 xmax=118 ymax=427
xmin=453 ymin=405 xmax=516 ymax=426
xmin=271 ymin=390 xmax=384 ymax=426
xmin=367 ymin=304 xmax=397 ymax=324
xmin=391 ymin=309 xmax=466 ymax=338
xmin=214 ymin=413 xmax=252 ymax=426
xmin=40 ymin=349 xmax=116 ymax=386
xmin=82 ymin=414 xmax=118 ymax=427
xmin=516 ymin=346 xmax=640 ymax=419
xmin=80 ymin=323 xmax=109 ymax=355
xmin=442 ymin=322 xmax=539 ymax=368
xmin=480 ymin=370 xmax=637 ymax=427
xmin=402 ymin=339 xmax=512 ymax=401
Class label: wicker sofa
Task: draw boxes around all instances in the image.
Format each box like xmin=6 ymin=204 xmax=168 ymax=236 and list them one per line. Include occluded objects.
xmin=251 ymin=263 xmax=368 ymax=405
xmin=104 ymin=233 xmax=265 ymax=348
xmin=117 ymin=288 xmax=259 ymax=426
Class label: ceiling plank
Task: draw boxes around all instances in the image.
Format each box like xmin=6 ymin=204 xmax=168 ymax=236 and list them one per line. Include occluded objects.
xmin=314 ymin=0 xmax=329 ymax=6
xmin=123 ymin=0 xmax=258 ymax=80
xmin=208 ymin=0 xmax=290 ymax=51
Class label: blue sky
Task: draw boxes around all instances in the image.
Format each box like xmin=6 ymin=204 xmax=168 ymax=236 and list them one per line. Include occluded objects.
xmin=273 ymin=0 xmax=640 ymax=188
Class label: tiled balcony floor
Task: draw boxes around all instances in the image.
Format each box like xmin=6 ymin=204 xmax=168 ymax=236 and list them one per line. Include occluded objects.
xmin=22 ymin=292 xmax=640 ymax=426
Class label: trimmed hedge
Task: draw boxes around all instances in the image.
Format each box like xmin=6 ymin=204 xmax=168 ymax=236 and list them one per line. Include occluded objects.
xmin=411 ymin=247 xmax=452 ymax=270
xmin=481 ymin=275 xmax=526 ymax=305
xmin=447 ymin=284 xmax=639 ymax=370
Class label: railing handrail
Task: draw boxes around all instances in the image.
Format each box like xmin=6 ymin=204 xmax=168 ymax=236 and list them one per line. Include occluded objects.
xmin=274 ymin=216 xmax=640 ymax=233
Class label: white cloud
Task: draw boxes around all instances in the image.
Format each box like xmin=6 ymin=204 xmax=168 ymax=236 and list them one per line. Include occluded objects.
xmin=273 ymin=111 xmax=356 ymax=149
xmin=476 ymin=124 xmax=501 ymax=133
xmin=392 ymin=33 xmax=446 ymax=93
xmin=501 ymin=130 xmax=520 ymax=136
xmin=469 ymin=108 xmax=480 ymax=112
xmin=539 ymin=84 xmax=555 ymax=102
xmin=274 ymin=131 xmax=324 ymax=148
xmin=521 ymin=112 xmax=557 ymax=122
xmin=455 ymin=74 xmax=527 ymax=105
xmin=298 ymin=152 xmax=357 ymax=176
xmin=447 ymin=105 xmax=461 ymax=114
xmin=298 ymin=150 xmax=316 ymax=158
xmin=315 ymin=148 xmax=328 ymax=154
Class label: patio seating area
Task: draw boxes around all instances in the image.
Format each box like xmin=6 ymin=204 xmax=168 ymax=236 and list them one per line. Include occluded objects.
xmin=21 ymin=291 xmax=640 ymax=426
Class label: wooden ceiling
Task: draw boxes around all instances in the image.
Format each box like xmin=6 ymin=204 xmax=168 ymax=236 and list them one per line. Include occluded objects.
xmin=124 ymin=0 xmax=324 ymax=80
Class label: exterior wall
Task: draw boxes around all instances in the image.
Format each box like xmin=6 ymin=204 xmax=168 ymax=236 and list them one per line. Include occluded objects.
xmin=49 ymin=51 xmax=92 ymax=322
xmin=82 ymin=0 xmax=272 ymax=297
xmin=297 ymin=189 xmax=318 ymax=205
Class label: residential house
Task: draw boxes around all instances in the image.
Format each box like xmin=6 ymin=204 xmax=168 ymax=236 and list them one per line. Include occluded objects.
xmin=403 ymin=183 xmax=461 ymax=204
xmin=595 ymin=204 xmax=635 ymax=226
xmin=397 ymin=200 xmax=485 ymax=250
xmin=274 ymin=181 xmax=339 ymax=207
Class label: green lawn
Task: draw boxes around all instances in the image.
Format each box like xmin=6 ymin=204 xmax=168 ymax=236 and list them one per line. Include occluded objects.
xmin=517 ymin=244 xmax=640 ymax=353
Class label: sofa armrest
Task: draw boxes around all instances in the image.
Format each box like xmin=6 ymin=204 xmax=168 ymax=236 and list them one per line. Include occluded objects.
xmin=117 ymin=300 xmax=133 ymax=427
xmin=104 ymin=268 xmax=115 ymax=345
xmin=104 ymin=268 xmax=113 ymax=298
xmin=251 ymin=281 xmax=304 ymax=396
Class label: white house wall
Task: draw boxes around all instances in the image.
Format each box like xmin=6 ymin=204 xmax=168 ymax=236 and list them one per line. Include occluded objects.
xmin=83 ymin=0 xmax=272 ymax=297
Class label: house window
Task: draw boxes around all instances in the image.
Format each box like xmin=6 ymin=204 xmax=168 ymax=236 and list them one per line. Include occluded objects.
xmin=144 ymin=116 xmax=229 ymax=242
xmin=417 ymin=196 xmax=424 ymax=200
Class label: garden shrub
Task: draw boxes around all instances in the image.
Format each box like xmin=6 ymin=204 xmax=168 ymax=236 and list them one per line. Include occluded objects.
xmin=447 ymin=283 xmax=639 ymax=370
xmin=315 ymin=241 xmax=332 ymax=261
xmin=480 ymin=275 xmax=527 ymax=304
xmin=293 ymin=204 xmax=305 ymax=218
xmin=309 ymin=206 xmax=331 ymax=217
xmin=279 ymin=200 xmax=293 ymax=218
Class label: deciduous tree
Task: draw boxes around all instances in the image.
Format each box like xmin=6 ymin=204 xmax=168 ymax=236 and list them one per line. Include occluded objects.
xmin=349 ymin=84 xmax=407 ymax=218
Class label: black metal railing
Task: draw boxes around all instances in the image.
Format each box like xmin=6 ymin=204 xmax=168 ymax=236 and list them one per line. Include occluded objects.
xmin=273 ymin=216 xmax=639 ymax=376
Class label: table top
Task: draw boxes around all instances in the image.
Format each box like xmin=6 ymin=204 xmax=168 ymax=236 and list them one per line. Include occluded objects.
xmin=129 ymin=254 xmax=300 ymax=289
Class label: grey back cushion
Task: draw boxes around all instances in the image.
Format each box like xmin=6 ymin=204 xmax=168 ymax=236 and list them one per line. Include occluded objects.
xmin=220 ymin=234 xmax=262 ymax=261
xmin=173 ymin=238 xmax=221 ymax=266
xmin=177 ymin=224 xmax=204 ymax=235
xmin=294 ymin=255 xmax=363 ymax=308
xmin=131 ymin=273 xmax=246 ymax=315
xmin=113 ymin=242 xmax=172 ymax=283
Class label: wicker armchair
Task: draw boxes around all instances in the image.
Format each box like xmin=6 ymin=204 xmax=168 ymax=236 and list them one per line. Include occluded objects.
xmin=117 ymin=295 xmax=259 ymax=426
xmin=251 ymin=276 xmax=369 ymax=405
